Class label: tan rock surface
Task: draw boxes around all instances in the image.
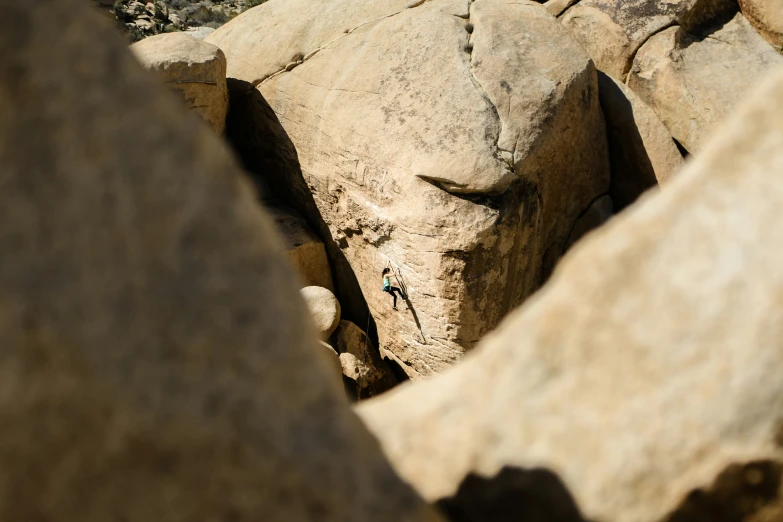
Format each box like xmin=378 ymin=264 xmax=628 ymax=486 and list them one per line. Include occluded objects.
xmin=628 ymin=14 xmax=782 ymax=153
xmin=269 ymin=205 xmax=334 ymax=290
xmin=132 ymin=32 xmax=229 ymax=133
xmin=301 ymin=286 xmax=342 ymax=339
xmin=560 ymin=0 xmax=683 ymax=80
xmin=0 ymin=1 xmax=440 ymax=521
xmin=739 ymin=0 xmax=783 ymax=48
xmin=208 ymin=0 xmax=610 ymax=376
xmin=544 ymin=0 xmax=578 ymax=17
xmin=358 ymin=67 xmax=783 ymax=522
xmin=598 ymin=72 xmax=683 ymax=209
xmin=332 ymin=321 xmax=397 ymax=399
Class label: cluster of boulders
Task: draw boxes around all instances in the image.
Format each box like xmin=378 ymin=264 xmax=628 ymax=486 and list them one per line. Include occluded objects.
xmin=299 ymin=285 xmax=396 ymax=398
xmin=124 ymin=0 xmax=783 ymax=386
xmin=199 ymin=0 xmax=783 ymax=380
xmin=91 ymin=0 xmax=185 ymax=40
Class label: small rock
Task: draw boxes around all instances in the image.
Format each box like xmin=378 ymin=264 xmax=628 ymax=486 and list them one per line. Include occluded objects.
xmin=301 ymin=286 xmax=341 ymax=339
xmin=332 ymin=321 xmax=397 ymax=399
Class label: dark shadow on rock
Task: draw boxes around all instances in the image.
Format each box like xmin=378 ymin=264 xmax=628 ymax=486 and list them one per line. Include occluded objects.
xmin=389 ymin=269 xmax=426 ymax=346
xmin=666 ymin=460 xmax=783 ymax=522
xmin=673 ymin=138 xmax=691 ymax=158
xmin=435 ymin=466 xmax=586 ymax=522
xmin=597 ymin=71 xmax=659 ymax=212
xmin=224 ymin=79 xmax=383 ymax=353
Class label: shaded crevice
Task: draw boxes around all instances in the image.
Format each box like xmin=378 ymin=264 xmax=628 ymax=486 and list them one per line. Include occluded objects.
xmin=561 ymin=191 xmax=611 ymax=255
xmin=256 ymin=0 xmax=435 ymax=87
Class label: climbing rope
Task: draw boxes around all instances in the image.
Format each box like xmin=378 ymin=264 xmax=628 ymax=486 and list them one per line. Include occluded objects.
xmin=385 ymin=258 xmax=409 ymax=299
xmin=364 ymin=305 xmax=371 ymax=364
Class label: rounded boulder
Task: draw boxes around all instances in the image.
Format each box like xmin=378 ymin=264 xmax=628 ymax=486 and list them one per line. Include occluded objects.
xmin=301 ymin=286 xmax=341 ymax=339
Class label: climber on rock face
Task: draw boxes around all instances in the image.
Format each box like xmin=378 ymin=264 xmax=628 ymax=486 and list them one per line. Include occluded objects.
xmin=382 ymin=268 xmax=407 ymax=311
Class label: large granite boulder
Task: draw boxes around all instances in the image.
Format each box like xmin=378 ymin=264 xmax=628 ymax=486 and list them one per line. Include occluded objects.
xmin=0 ymin=1 xmax=440 ymax=521
xmin=207 ymin=0 xmax=610 ymax=377
xmin=628 ymin=13 xmax=782 ymax=153
xmin=358 ymin=67 xmax=783 ymax=522
xmin=132 ymin=32 xmax=229 ymax=133
xmin=739 ymin=0 xmax=783 ymax=48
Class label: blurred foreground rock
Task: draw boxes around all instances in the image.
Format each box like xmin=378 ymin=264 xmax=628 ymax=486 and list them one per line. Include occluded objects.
xmin=0 ymin=1 xmax=440 ymax=521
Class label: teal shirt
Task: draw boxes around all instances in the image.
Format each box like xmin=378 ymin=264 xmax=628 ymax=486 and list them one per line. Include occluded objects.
xmin=383 ymin=275 xmax=391 ymax=289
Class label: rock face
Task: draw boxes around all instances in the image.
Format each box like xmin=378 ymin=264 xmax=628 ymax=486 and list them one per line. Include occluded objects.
xmin=598 ymin=72 xmax=683 ymax=210
xmin=739 ymin=0 xmax=783 ymax=48
xmin=331 ymin=321 xmax=397 ymax=399
xmin=628 ymin=13 xmax=783 ymax=153
xmin=208 ymin=0 xmax=610 ymax=377
xmin=132 ymin=32 xmax=229 ymax=133
xmin=0 ymin=1 xmax=440 ymax=521
xmin=358 ymin=67 xmax=783 ymax=522
xmin=301 ymin=286 xmax=342 ymax=339
xmin=269 ymin=205 xmax=334 ymax=290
